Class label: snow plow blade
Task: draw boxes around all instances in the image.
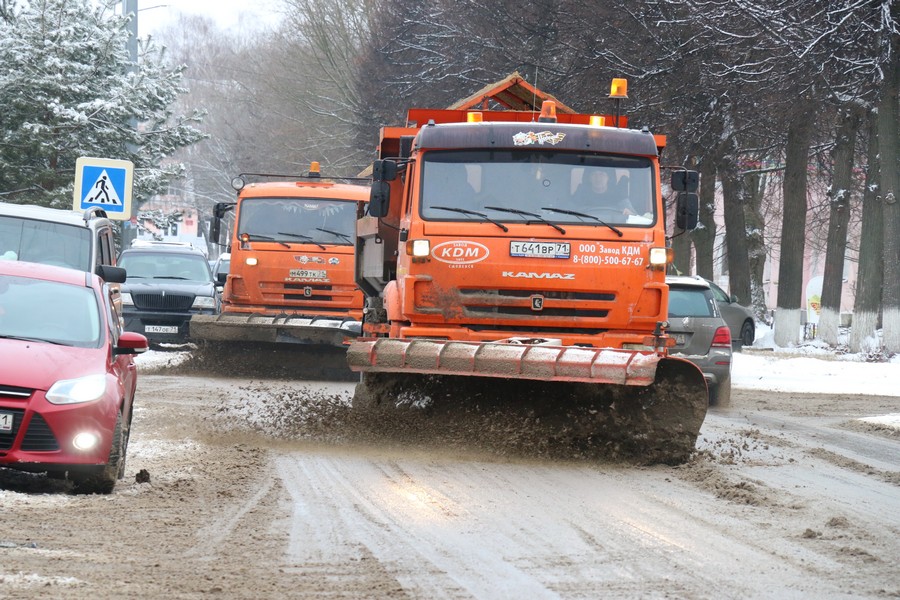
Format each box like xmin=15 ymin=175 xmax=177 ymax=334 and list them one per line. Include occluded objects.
xmin=190 ymin=313 xmax=361 ymax=347
xmin=347 ymin=338 xmax=662 ymax=384
xmin=348 ymin=338 xmax=708 ymax=463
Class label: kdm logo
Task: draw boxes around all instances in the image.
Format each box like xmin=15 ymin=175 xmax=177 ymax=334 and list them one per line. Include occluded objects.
xmin=432 ymin=241 xmax=490 ymax=264
xmin=502 ymin=271 xmax=575 ymax=280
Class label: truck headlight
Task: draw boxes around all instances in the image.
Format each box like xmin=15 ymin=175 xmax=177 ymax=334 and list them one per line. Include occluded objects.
xmin=649 ymin=247 xmax=670 ymax=266
xmin=407 ymin=239 xmax=430 ymax=257
xmin=120 ymin=292 xmax=134 ymax=306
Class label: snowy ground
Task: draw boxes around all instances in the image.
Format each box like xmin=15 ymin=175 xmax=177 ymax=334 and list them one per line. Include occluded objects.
xmin=136 ymin=324 xmax=900 ymax=429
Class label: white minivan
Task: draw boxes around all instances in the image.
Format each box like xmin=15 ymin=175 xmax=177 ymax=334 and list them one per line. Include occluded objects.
xmin=0 ymin=202 xmax=125 ymax=282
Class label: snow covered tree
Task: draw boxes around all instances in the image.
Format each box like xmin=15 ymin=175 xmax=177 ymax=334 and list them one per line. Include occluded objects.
xmin=0 ymin=0 xmax=203 ymax=208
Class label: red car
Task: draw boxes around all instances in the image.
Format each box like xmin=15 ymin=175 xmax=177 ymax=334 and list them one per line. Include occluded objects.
xmin=0 ymin=260 xmax=148 ymax=493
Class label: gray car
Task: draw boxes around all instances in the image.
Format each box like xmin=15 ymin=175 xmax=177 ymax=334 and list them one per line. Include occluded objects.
xmin=706 ymin=279 xmax=755 ymax=347
xmin=666 ymin=276 xmax=733 ymax=406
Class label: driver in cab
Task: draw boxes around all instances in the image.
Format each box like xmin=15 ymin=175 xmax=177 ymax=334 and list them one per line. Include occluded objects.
xmin=574 ymin=170 xmax=635 ymax=217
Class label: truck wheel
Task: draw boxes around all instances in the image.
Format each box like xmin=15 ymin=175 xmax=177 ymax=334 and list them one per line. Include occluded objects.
xmin=740 ymin=321 xmax=755 ymax=348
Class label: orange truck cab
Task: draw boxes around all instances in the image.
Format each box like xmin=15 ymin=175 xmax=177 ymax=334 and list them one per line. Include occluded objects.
xmin=190 ymin=167 xmax=370 ymax=347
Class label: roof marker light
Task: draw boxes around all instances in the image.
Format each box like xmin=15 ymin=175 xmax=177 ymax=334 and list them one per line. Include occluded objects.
xmin=538 ymin=101 xmax=558 ymax=123
xmin=308 ymin=161 xmax=321 ymax=178
xmin=589 ymin=115 xmax=606 ymax=127
xmin=467 ymin=112 xmax=483 ymax=123
xmin=610 ymin=78 xmax=628 ymax=99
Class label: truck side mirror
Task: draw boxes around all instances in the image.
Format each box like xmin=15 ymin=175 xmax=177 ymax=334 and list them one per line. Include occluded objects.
xmin=671 ymin=170 xmax=699 ymax=192
xmin=210 ymin=202 xmax=234 ymax=245
xmin=213 ymin=202 xmax=233 ymax=219
xmin=675 ymin=192 xmax=699 ymax=230
xmin=369 ymin=181 xmax=391 ymax=218
xmin=372 ymin=160 xmax=398 ymax=182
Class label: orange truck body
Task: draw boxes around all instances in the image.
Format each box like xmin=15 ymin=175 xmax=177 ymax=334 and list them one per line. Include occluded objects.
xmin=351 ymin=111 xmax=676 ymax=378
xmin=190 ymin=178 xmax=369 ymax=347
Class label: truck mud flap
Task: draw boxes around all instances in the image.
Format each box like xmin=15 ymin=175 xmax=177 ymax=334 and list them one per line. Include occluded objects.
xmin=190 ymin=314 xmax=361 ymax=347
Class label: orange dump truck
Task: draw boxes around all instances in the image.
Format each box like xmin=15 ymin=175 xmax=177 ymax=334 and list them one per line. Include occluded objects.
xmin=347 ymin=75 xmax=707 ymax=462
xmin=190 ymin=165 xmax=369 ymax=347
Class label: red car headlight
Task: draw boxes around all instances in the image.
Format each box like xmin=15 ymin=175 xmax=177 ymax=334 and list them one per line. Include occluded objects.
xmin=46 ymin=374 xmax=107 ymax=405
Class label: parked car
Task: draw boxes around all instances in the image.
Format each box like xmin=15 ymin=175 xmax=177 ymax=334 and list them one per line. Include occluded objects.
xmin=706 ymin=279 xmax=755 ymax=347
xmin=211 ymin=252 xmax=230 ymax=285
xmin=117 ymin=241 xmax=220 ymax=344
xmin=666 ymin=275 xmax=733 ymax=406
xmin=0 ymin=260 xmax=148 ymax=493
xmin=0 ymin=202 xmax=125 ymax=282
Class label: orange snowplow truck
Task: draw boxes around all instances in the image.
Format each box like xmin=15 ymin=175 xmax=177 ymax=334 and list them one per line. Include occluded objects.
xmin=348 ymin=75 xmax=708 ymax=462
xmin=190 ymin=164 xmax=370 ymax=347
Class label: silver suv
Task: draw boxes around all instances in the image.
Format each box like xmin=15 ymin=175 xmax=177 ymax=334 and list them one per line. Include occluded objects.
xmin=0 ymin=202 xmax=124 ymax=282
xmin=666 ymin=275 xmax=733 ymax=406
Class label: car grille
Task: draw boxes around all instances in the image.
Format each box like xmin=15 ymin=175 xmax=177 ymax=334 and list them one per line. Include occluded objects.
xmin=0 ymin=384 xmax=33 ymax=400
xmin=132 ymin=293 xmax=194 ymax=311
xmin=0 ymin=410 xmax=59 ymax=452
xmin=20 ymin=413 xmax=59 ymax=451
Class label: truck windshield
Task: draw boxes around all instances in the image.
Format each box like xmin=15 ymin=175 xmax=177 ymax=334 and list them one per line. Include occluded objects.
xmin=237 ymin=197 xmax=356 ymax=245
xmin=420 ymin=150 xmax=656 ymax=227
xmin=0 ymin=216 xmax=92 ymax=270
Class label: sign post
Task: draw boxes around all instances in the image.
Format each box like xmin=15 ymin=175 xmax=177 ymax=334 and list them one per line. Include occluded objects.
xmin=73 ymin=157 xmax=134 ymax=221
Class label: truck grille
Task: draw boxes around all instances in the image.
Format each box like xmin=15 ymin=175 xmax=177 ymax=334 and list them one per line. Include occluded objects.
xmin=262 ymin=283 xmax=356 ymax=308
xmin=457 ymin=288 xmax=614 ymax=320
xmin=133 ymin=293 xmax=194 ymax=311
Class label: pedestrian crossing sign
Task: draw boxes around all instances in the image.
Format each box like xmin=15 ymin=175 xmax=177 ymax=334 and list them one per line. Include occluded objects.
xmin=73 ymin=156 xmax=134 ymax=220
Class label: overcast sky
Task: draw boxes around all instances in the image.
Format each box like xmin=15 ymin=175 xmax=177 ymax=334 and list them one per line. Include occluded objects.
xmin=122 ymin=0 xmax=284 ymax=37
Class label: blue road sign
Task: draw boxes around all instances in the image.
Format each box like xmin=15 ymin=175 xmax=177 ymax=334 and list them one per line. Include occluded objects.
xmin=73 ymin=157 xmax=134 ymax=221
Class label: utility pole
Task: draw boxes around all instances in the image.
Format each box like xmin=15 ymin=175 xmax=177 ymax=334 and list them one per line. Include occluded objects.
xmin=122 ymin=0 xmax=139 ymax=246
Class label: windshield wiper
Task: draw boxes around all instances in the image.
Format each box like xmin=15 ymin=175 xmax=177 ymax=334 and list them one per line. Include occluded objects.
xmin=276 ymin=232 xmax=326 ymax=250
xmin=241 ymin=233 xmax=290 ymax=248
xmin=0 ymin=334 xmax=67 ymax=345
xmin=431 ymin=206 xmax=509 ymax=232
xmin=483 ymin=206 xmax=565 ymax=234
xmin=541 ymin=207 xmax=622 ymax=237
xmin=314 ymin=227 xmax=353 ymax=244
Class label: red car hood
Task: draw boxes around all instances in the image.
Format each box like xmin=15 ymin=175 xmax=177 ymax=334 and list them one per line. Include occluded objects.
xmin=0 ymin=339 xmax=108 ymax=391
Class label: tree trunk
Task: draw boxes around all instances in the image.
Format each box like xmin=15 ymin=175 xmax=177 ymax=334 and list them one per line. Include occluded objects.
xmin=671 ymin=224 xmax=692 ymax=275
xmin=850 ymin=110 xmax=884 ymax=353
xmin=879 ymin=30 xmax=900 ymax=353
xmin=818 ymin=105 xmax=863 ymax=346
xmin=693 ymin=157 xmax=717 ymax=281
xmin=774 ymin=100 xmax=816 ymax=347
xmin=744 ymin=169 xmax=769 ymax=321
xmin=718 ymin=150 xmax=751 ymax=305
